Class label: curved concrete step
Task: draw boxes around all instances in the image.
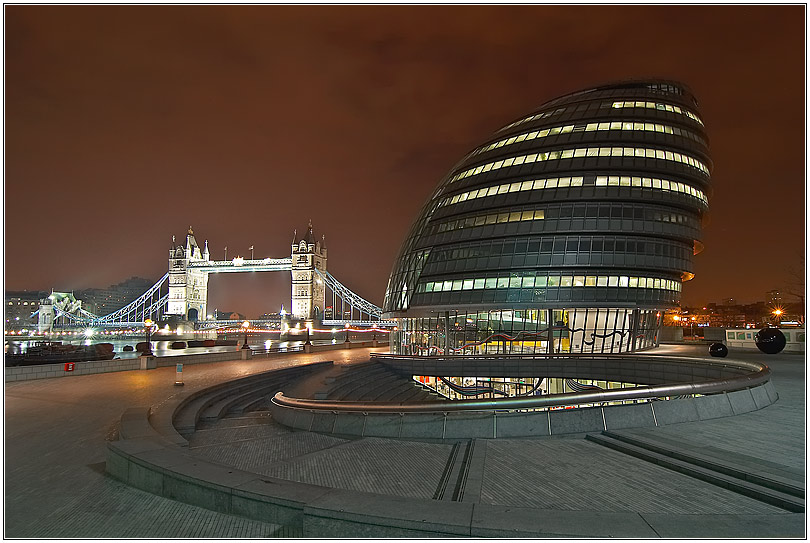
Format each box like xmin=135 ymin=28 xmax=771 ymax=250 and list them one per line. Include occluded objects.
xmin=585 ymin=432 xmax=804 ymax=513
xmin=600 ymin=430 xmax=804 ymax=498
xmin=325 ymin=365 xmax=392 ymax=399
xmin=172 ymin=363 xmax=332 ymax=437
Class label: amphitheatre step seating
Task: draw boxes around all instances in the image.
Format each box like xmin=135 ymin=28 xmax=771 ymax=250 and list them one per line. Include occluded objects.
xmin=322 ymin=363 xmax=392 ymax=398
xmin=324 ymin=363 xmax=438 ymax=403
xmin=586 ymin=431 xmax=805 ymax=513
xmin=173 ymin=362 xmax=332 ymax=437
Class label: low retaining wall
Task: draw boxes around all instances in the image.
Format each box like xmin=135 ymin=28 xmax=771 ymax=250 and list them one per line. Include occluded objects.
xmin=269 ymin=381 xmax=778 ymax=439
xmin=725 ymin=328 xmax=805 ymax=353
xmin=5 ymin=357 xmax=142 ymax=382
xmin=6 ymin=342 xmax=388 ymax=382
xmin=154 ymin=351 xmax=248 ymax=368
xmin=370 ymin=353 xmax=762 ymax=383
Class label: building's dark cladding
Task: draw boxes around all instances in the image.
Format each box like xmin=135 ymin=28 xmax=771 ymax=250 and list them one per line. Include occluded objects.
xmin=383 ymin=81 xmax=711 ymax=321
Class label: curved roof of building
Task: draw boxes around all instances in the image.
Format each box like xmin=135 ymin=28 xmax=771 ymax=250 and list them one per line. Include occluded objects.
xmin=383 ymin=80 xmax=711 ymax=317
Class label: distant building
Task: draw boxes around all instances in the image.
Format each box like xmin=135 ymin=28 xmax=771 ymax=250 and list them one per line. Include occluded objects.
xmin=214 ymin=311 xmax=246 ymax=321
xmin=76 ymin=276 xmax=155 ymax=316
xmin=4 ymin=291 xmax=47 ymax=330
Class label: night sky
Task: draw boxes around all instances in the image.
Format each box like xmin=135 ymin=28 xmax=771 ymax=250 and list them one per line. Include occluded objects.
xmin=4 ymin=5 xmax=805 ymax=317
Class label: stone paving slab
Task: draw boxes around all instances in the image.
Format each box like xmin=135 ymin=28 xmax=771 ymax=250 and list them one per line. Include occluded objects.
xmin=188 ymin=419 xmax=292 ymax=448
xmin=258 ymin=436 xmax=454 ymax=499
xmin=479 ymin=437 xmax=785 ymax=514
xmin=4 ymin=348 xmax=386 ymax=538
xmin=630 ymin=344 xmax=806 ymax=474
xmin=612 ymin=428 xmax=805 ymax=484
xmin=7 ymin=459 xmax=289 ymax=538
xmin=470 ymin=505 xmax=659 ymax=538
xmin=195 ymin=411 xmax=277 ymax=430
xmin=192 ymin=428 xmax=349 ymax=470
xmin=641 ymin=512 xmax=804 ymax=538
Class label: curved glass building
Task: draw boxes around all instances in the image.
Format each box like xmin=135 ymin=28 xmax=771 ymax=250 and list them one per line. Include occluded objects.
xmin=383 ymin=80 xmax=711 ymax=355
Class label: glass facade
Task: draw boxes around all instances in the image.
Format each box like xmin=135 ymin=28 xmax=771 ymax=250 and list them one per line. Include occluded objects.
xmin=383 ymin=80 xmax=711 ymax=354
xmin=414 ymin=375 xmax=653 ymax=403
xmin=394 ymin=307 xmax=661 ymax=355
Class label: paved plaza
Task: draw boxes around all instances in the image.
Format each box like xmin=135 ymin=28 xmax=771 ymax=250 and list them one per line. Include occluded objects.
xmin=4 ymin=344 xmax=806 ymax=537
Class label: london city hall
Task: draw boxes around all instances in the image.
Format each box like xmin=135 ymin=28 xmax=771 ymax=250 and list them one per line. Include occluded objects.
xmin=383 ymin=81 xmax=711 ymax=358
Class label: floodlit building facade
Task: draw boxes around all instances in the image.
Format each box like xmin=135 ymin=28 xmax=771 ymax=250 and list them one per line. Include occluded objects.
xmin=383 ymin=80 xmax=711 ymax=355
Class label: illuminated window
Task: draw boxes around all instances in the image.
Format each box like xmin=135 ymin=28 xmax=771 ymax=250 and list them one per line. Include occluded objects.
xmin=473 ymin=119 xmax=706 ymax=158
xmin=440 ymin=176 xmax=706 ymax=210
xmin=422 ymin=274 xmax=679 ymax=293
xmin=450 ymin=146 xmax=709 ymax=183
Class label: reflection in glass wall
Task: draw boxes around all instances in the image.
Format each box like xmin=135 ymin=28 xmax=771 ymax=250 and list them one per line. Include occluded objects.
xmin=414 ymin=375 xmax=655 ymax=403
xmin=392 ymin=307 xmax=661 ymax=355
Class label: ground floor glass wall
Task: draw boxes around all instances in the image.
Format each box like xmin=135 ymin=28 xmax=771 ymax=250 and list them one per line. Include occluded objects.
xmin=392 ymin=307 xmax=662 ymax=355
xmin=413 ymin=375 xmax=653 ymax=404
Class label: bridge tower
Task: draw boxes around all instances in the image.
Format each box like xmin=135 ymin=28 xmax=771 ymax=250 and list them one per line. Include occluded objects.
xmin=167 ymin=227 xmax=211 ymax=321
xmin=291 ymin=221 xmax=327 ymax=321
xmin=37 ymin=297 xmax=54 ymax=333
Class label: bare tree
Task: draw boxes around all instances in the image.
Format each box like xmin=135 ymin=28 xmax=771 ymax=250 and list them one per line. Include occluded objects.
xmin=784 ymin=252 xmax=805 ymax=324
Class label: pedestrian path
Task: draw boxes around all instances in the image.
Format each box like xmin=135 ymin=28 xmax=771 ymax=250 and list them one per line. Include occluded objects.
xmin=4 ymin=347 xmax=385 ymax=538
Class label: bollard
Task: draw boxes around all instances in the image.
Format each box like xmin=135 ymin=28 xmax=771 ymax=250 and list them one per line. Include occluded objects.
xmin=174 ymin=363 xmax=184 ymax=386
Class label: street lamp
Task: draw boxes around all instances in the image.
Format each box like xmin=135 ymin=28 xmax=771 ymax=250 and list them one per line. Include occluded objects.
xmin=143 ymin=318 xmax=154 ymax=355
xmin=241 ymin=320 xmax=251 ymax=349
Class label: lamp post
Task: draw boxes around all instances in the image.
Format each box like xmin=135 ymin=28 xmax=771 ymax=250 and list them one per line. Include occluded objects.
xmin=143 ymin=318 xmax=154 ymax=355
xmin=772 ymin=309 xmax=783 ymax=325
xmin=241 ymin=320 xmax=250 ymax=349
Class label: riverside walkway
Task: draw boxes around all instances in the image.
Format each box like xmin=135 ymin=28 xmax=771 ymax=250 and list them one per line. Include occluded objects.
xmin=4 ymin=344 xmax=806 ymax=537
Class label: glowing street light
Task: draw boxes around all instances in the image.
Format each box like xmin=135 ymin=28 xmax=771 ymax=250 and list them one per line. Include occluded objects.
xmin=241 ymin=320 xmax=251 ymax=350
xmin=143 ymin=318 xmax=154 ymax=355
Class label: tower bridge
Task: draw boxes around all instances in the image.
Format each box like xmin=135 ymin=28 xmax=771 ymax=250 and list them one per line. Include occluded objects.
xmin=38 ymin=224 xmax=393 ymax=331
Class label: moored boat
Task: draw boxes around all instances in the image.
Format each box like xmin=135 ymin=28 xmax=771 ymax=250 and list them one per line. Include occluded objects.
xmin=4 ymin=342 xmax=116 ymax=367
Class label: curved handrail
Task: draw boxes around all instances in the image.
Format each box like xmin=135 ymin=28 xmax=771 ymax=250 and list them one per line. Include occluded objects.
xmin=272 ymin=355 xmax=771 ymax=414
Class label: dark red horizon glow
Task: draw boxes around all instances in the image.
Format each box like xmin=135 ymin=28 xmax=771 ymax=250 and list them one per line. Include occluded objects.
xmin=4 ymin=5 xmax=806 ymax=317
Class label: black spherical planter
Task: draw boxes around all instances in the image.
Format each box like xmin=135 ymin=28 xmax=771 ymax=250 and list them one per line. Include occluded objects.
xmin=709 ymin=342 xmax=728 ymax=357
xmin=755 ymin=328 xmax=787 ymax=354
